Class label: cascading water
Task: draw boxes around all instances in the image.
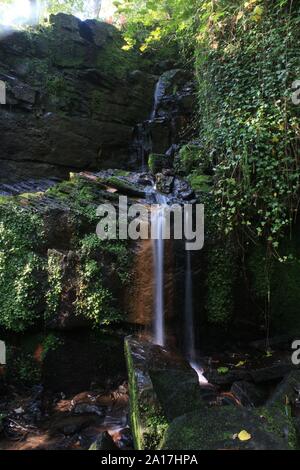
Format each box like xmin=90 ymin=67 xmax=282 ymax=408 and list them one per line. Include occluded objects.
xmin=150 ymin=77 xmax=165 ymax=120
xmin=184 ymin=211 xmax=208 ymax=384
xmin=152 ymin=191 xmax=168 ymax=347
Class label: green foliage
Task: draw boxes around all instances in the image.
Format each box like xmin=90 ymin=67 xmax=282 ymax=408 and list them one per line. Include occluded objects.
xmin=0 ymin=203 xmax=45 ymax=332
xmin=6 ymin=346 xmax=41 ymax=386
xmin=120 ymin=0 xmax=300 ymax=253
xmin=46 ymin=250 xmax=63 ymax=317
xmin=206 ymin=243 xmax=236 ymax=324
xmin=41 ymin=333 xmax=63 ymax=360
xmin=196 ymin=1 xmax=300 ymax=249
xmin=116 ymin=0 xmax=199 ymax=61
xmin=140 ymin=403 xmax=168 ymax=450
xmin=188 ymin=173 xmax=212 ymax=192
xmin=175 ymin=144 xmax=201 ymax=175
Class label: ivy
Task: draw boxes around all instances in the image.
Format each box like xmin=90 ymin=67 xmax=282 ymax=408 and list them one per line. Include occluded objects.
xmin=0 ymin=204 xmax=45 ymax=332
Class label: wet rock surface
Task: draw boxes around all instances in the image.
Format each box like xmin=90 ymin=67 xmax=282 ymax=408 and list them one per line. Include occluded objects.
xmin=0 ymin=381 xmax=131 ymax=450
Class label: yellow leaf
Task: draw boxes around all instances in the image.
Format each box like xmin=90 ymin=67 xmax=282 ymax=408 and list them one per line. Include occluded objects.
xmin=238 ymin=430 xmax=252 ymax=441
xmin=235 ymin=360 xmax=246 ymax=367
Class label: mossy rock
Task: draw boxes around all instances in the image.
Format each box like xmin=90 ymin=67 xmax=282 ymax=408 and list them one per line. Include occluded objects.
xmin=162 ymin=406 xmax=290 ymax=450
xmin=103 ymin=176 xmax=146 ymax=198
xmin=125 ymin=337 xmax=204 ymax=450
xmin=149 ymin=369 xmax=205 ymax=421
xmin=148 ymin=154 xmax=172 ymax=174
xmin=0 ymin=176 xmax=133 ymax=332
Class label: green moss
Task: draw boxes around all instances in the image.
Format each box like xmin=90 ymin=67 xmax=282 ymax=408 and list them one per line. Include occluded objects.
xmin=5 ymin=335 xmax=44 ymax=387
xmin=257 ymin=405 xmax=298 ymax=450
xmin=125 ymin=339 xmax=142 ymax=449
xmin=96 ymin=41 xmax=139 ymax=79
xmin=140 ymin=403 xmax=168 ymax=450
xmin=175 ymin=144 xmax=201 ymax=175
xmin=148 ymin=154 xmax=171 ymax=174
xmin=103 ymin=176 xmax=146 ymax=198
xmin=0 ymin=203 xmax=45 ymax=332
xmin=45 ymin=251 xmax=63 ymax=319
xmin=188 ymin=173 xmax=212 ymax=192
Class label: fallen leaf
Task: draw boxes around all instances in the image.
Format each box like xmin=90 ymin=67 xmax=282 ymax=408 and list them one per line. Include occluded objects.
xmin=238 ymin=430 xmax=252 ymax=441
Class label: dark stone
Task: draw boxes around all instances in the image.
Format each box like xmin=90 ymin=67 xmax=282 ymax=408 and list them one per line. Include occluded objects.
xmin=155 ymin=173 xmax=174 ymax=194
xmin=0 ymin=15 xmax=157 ymax=181
xmin=250 ymin=362 xmax=295 ymax=384
xmin=90 ymin=431 xmax=118 ymax=450
xmin=0 ymin=374 xmax=6 ymax=397
xmin=231 ymin=381 xmax=268 ymax=407
xmin=116 ymin=428 xmax=134 ymax=450
xmin=207 ymin=369 xmax=252 ymax=386
xmin=250 ymin=335 xmax=296 ymax=352
xmin=267 ymin=370 xmax=300 ymax=408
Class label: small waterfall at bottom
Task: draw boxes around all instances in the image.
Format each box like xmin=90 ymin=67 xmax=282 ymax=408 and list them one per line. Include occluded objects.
xmin=152 ymin=192 xmax=168 ymax=347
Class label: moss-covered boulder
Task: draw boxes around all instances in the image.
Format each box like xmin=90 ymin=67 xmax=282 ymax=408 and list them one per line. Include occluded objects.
xmin=162 ymin=406 xmax=290 ymax=450
xmin=125 ymin=336 xmax=205 ymax=450
xmin=126 ymin=337 xmax=300 ymax=450
xmin=0 ymin=174 xmax=133 ymax=332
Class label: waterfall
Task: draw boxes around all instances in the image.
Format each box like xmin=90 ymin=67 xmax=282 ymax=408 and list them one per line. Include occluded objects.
xmin=152 ymin=191 xmax=168 ymax=346
xmin=150 ymin=77 xmax=165 ymax=121
xmin=184 ymin=250 xmax=196 ymax=362
xmin=184 ymin=212 xmax=208 ymax=384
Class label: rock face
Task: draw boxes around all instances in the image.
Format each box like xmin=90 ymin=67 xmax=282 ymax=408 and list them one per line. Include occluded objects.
xmin=0 ymin=14 xmax=156 ymax=182
xmin=130 ymin=69 xmax=196 ymax=170
xmin=126 ymin=337 xmax=300 ymax=450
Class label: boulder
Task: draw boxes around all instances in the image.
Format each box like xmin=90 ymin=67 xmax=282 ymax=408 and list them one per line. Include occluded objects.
xmin=155 ymin=173 xmax=174 ymax=194
xmin=162 ymin=406 xmax=290 ymax=450
xmin=125 ymin=336 xmax=203 ymax=450
xmin=231 ymin=381 xmax=268 ymax=407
